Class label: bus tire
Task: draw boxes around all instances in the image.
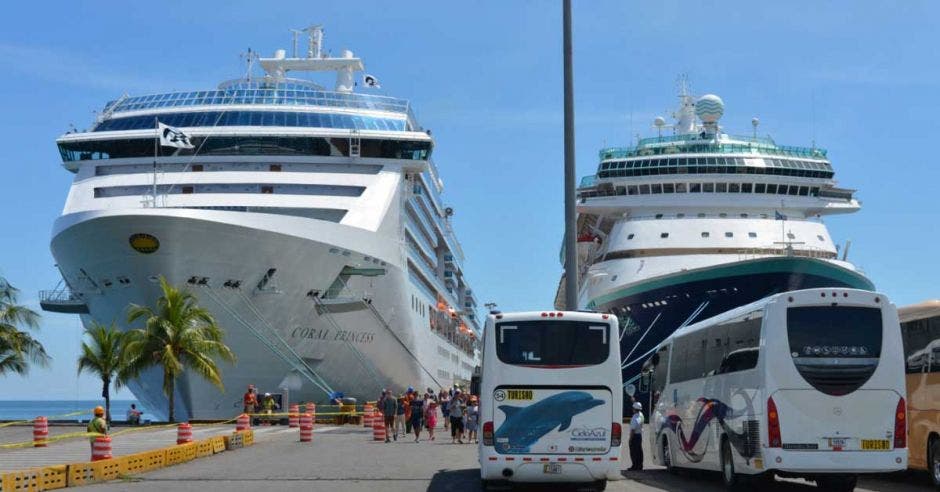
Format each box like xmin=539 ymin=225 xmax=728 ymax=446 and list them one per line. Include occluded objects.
xmin=591 ymin=479 xmax=607 ymax=491
xmin=661 ymin=436 xmax=676 ymax=474
xmin=815 ymin=474 xmax=857 ymax=492
xmin=480 ymin=479 xmax=495 ymax=491
xmin=720 ymin=438 xmax=743 ymax=491
xmin=930 ymin=438 xmax=940 ymax=488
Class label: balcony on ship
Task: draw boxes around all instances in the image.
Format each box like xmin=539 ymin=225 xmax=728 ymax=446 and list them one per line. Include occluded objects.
xmin=39 ymin=283 xmax=88 ymax=314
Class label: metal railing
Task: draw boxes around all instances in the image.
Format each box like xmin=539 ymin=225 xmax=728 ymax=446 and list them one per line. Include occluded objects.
xmin=600 ymin=141 xmax=826 ymax=160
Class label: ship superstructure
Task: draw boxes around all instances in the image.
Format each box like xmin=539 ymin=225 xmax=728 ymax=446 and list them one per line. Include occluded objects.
xmin=556 ymin=85 xmax=873 ymax=404
xmin=43 ymin=26 xmax=481 ymax=420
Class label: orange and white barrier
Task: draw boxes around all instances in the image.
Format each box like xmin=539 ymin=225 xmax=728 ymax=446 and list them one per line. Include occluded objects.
xmin=363 ymin=403 xmax=374 ymax=427
xmin=33 ymin=416 xmax=48 ymax=448
xmin=92 ymin=436 xmax=112 ymax=461
xmin=236 ymin=413 xmax=251 ymax=431
xmin=307 ymin=403 xmax=316 ymax=422
xmin=372 ymin=409 xmax=386 ymax=441
xmin=299 ymin=413 xmax=313 ymax=443
xmin=177 ymin=422 xmax=193 ymax=445
xmin=288 ymin=404 xmax=300 ymax=428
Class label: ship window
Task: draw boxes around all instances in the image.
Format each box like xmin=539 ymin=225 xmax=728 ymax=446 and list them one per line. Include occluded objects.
xmin=788 ymin=186 xmax=800 ymax=196
xmin=702 ymin=232 xmax=710 ymax=238
xmin=689 ymin=183 xmax=702 ymax=193
xmin=817 ymin=235 xmax=825 ymax=241
xmin=754 ymin=183 xmax=766 ymax=193
xmin=729 ymin=183 xmax=740 ymax=193
xmin=748 ymin=232 xmax=757 ymax=238
xmin=270 ymin=164 xmax=282 ymax=172
xmin=261 ymin=186 xmax=274 ymax=194
xmin=777 ymin=185 xmax=789 ymax=195
xmin=798 ymin=186 xmax=809 ymax=196
xmin=651 ymin=184 xmax=663 ymax=194
xmin=661 ymin=233 xmax=669 ymax=238
xmin=761 ymin=214 xmax=769 ymax=219
xmin=766 ymin=184 xmax=778 ymax=194
xmin=741 ymin=183 xmax=753 ymax=193
xmin=725 ymin=232 xmax=734 ymax=238
xmin=677 ymin=213 xmax=685 ymax=218
xmin=182 ymin=186 xmax=194 ymax=194
xmin=639 ymin=185 xmax=651 ymax=194
xmin=810 ymin=187 xmax=820 ymax=197
xmin=654 ymin=214 xmax=664 ymax=219
xmin=716 ymin=183 xmax=728 ymax=193
xmin=740 ymin=213 xmax=748 ymax=218
xmin=627 ymin=185 xmax=638 ymax=195
xmin=191 ymin=164 xmax=203 ymax=172
xmin=676 ymin=183 xmax=687 ymax=193
xmin=627 ymin=234 xmax=635 ymax=240
xmin=663 ymin=183 xmax=675 ymax=193
xmin=698 ymin=213 xmax=706 ymax=218
xmin=703 ymin=183 xmax=714 ymax=193
xmin=719 ymin=213 xmax=728 ymax=218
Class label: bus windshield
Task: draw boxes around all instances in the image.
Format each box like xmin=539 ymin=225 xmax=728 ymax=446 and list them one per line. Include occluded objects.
xmin=495 ymin=320 xmax=609 ymax=366
xmin=787 ymin=306 xmax=883 ymax=358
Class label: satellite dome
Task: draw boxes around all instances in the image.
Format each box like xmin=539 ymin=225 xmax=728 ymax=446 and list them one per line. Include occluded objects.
xmin=695 ymin=94 xmax=724 ymax=123
xmin=654 ymin=116 xmax=666 ymax=127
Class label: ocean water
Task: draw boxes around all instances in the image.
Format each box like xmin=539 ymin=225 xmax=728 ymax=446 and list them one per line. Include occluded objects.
xmin=0 ymin=400 xmax=145 ymax=421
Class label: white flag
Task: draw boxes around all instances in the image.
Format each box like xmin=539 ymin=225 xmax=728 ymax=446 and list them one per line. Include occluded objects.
xmin=158 ymin=122 xmax=195 ymax=149
xmin=362 ymin=74 xmax=381 ymax=89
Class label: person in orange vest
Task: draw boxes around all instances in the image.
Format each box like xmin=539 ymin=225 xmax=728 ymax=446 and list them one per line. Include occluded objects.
xmin=242 ymin=385 xmax=258 ymax=414
xmin=87 ymin=406 xmax=108 ymax=450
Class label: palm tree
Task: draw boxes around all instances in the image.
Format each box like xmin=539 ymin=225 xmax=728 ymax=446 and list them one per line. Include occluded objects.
xmin=77 ymin=322 xmax=125 ymax=424
xmin=121 ymin=277 xmax=235 ymax=422
xmin=0 ymin=277 xmax=49 ymax=375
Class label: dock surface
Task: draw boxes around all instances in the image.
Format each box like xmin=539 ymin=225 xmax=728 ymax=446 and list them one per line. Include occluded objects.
xmin=23 ymin=425 xmax=927 ymax=492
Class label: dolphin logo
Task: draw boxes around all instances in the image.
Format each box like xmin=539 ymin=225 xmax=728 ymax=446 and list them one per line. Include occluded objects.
xmin=495 ymin=391 xmax=605 ymax=453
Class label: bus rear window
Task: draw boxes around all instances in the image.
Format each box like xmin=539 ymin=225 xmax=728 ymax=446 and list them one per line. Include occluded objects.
xmin=787 ymin=306 xmax=882 ymax=358
xmin=495 ymin=321 xmax=609 ymax=366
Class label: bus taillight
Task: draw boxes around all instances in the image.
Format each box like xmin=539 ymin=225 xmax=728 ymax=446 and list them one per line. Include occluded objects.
xmin=767 ymin=396 xmax=782 ymax=448
xmin=611 ymin=422 xmax=622 ymax=447
xmin=482 ymin=421 xmax=495 ymax=446
xmin=894 ymin=397 xmax=906 ymax=449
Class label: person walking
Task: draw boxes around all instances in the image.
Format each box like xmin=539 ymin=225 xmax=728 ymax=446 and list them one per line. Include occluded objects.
xmin=440 ymin=392 xmax=451 ymax=431
xmin=628 ymin=402 xmax=645 ymax=471
xmin=465 ymin=396 xmax=479 ymax=443
xmin=404 ymin=393 xmax=413 ymax=434
xmin=87 ymin=406 xmax=108 ymax=451
xmin=395 ymin=396 xmax=407 ymax=438
xmin=381 ymin=389 xmax=397 ymax=442
xmin=410 ymin=393 xmax=425 ymax=442
xmin=426 ymin=399 xmax=438 ymax=441
xmin=449 ymin=391 xmax=466 ymax=444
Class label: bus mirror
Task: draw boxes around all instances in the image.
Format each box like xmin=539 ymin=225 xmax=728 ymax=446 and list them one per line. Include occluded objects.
xmin=639 ymin=372 xmax=651 ymax=393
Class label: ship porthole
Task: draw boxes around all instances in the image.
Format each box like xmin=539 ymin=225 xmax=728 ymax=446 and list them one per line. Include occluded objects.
xmin=129 ymin=233 xmax=160 ymax=254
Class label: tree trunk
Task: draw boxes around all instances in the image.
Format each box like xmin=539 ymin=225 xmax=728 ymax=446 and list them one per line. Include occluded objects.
xmin=167 ymin=374 xmax=175 ymax=423
xmin=102 ymin=377 xmax=111 ymax=425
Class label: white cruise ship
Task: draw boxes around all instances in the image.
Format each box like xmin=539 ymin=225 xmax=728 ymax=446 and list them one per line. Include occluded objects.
xmin=41 ymin=26 xmax=481 ymax=420
xmin=556 ymin=84 xmax=873 ymax=409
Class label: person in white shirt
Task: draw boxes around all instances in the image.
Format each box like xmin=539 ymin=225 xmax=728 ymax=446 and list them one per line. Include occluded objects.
xmin=628 ymin=401 xmax=645 ymax=471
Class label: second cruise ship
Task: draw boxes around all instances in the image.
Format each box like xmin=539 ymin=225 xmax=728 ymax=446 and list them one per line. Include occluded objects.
xmin=43 ymin=26 xmax=481 ymax=420
xmin=557 ymin=84 xmax=873 ymax=404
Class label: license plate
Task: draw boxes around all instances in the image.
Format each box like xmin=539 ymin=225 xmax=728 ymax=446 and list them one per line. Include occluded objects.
xmin=543 ymin=463 xmax=562 ymax=474
xmin=861 ymin=439 xmax=890 ymax=450
xmin=506 ymin=389 xmax=534 ymax=401
xmin=828 ymin=438 xmax=847 ymax=448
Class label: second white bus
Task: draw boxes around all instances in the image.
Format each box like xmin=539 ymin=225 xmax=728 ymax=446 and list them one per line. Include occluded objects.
xmin=645 ymin=288 xmax=907 ymax=492
xmin=479 ymin=310 xmax=623 ymax=491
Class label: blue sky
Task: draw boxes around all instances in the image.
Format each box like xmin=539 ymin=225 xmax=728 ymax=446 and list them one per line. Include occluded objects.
xmin=0 ymin=1 xmax=937 ymax=399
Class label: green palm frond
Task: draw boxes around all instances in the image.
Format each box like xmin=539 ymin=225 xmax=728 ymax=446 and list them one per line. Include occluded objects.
xmin=0 ymin=277 xmax=49 ymax=376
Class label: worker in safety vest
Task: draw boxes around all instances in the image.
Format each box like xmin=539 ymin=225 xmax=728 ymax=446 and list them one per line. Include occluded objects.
xmin=87 ymin=406 xmax=108 ymax=448
xmin=242 ymin=385 xmax=258 ymax=414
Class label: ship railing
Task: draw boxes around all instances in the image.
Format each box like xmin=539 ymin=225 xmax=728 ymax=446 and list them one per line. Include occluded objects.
xmin=738 ymin=246 xmax=837 ymax=262
xmin=599 ymin=141 xmax=826 ymax=160
xmin=39 ymin=285 xmax=89 ymax=314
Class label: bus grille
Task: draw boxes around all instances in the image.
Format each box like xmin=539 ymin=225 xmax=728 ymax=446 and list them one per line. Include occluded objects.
xmin=792 ymin=360 xmax=878 ymax=396
xmin=742 ymin=420 xmax=761 ymax=458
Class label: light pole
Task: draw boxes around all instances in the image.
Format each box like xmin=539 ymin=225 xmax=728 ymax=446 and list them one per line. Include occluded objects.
xmin=563 ymin=0 xmax=579 ymax=310
xmin=484 ymin=302 xmax=498 ymax=314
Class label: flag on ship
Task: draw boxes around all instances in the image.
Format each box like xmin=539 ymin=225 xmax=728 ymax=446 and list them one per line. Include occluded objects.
xmin=362 ymin=74 xmax=381 ymax=88
xmin=157 ymin=122 xmax=195 ymax=149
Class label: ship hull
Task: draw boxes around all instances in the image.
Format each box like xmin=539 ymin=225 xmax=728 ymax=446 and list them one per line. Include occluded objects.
xmin=589 ymin=257 xmax=875 ymax=412
xmin=50 ymin=209 xmax=477 ymax=420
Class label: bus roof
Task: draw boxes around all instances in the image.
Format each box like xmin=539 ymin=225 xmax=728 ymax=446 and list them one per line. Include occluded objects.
xmin=899 ymin=300 xmax=940 ymax=323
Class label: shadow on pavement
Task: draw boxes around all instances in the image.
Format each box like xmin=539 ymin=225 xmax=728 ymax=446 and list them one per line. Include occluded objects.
xmin=622 ymin=469 xmax=823 ymax=491
xmin=427 ymin=468 xmax=480 ymax=492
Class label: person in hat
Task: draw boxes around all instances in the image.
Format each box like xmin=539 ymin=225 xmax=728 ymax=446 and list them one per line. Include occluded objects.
xmin=628 ymin=401 xmax=645 ymax=471
xmin=242 ymin=385 xmax=258 ymax=414
xmin=87 ymin=406 xmax=108 ymax=449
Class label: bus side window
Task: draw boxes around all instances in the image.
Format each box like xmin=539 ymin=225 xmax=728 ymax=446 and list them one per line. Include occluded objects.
xmin=931 ymin=317 xmax=940 ymax=373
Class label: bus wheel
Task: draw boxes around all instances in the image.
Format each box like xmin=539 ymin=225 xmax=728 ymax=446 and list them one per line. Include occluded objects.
xmin=662 ymin=437 xmax=676 ymax=474
xmin=720 ymin=439 xmax=743 ymax=490
xmin=931 ymin=438 xmax=940 ymax=487
xmin=591 ymin=479 xmax=607 ymax=491
xmin=816 ymin=475 xmax=858 ymax=492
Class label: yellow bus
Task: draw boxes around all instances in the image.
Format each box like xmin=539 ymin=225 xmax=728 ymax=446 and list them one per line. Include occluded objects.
xmin=899 ymin=300 xmax=940 ymax=486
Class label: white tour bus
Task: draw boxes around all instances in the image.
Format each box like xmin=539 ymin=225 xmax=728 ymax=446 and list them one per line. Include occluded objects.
xmin=479 ymin=311 xmax=623 ymax=491
xmin=645 ymin=288 xmax=907 ymax=492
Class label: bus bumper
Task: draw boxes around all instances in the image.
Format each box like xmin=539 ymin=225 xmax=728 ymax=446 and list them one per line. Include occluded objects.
xmin=762 ymin=449 xmax=907 ymax=474
xmin=480 ymin=455 xmax=621 ymax=482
